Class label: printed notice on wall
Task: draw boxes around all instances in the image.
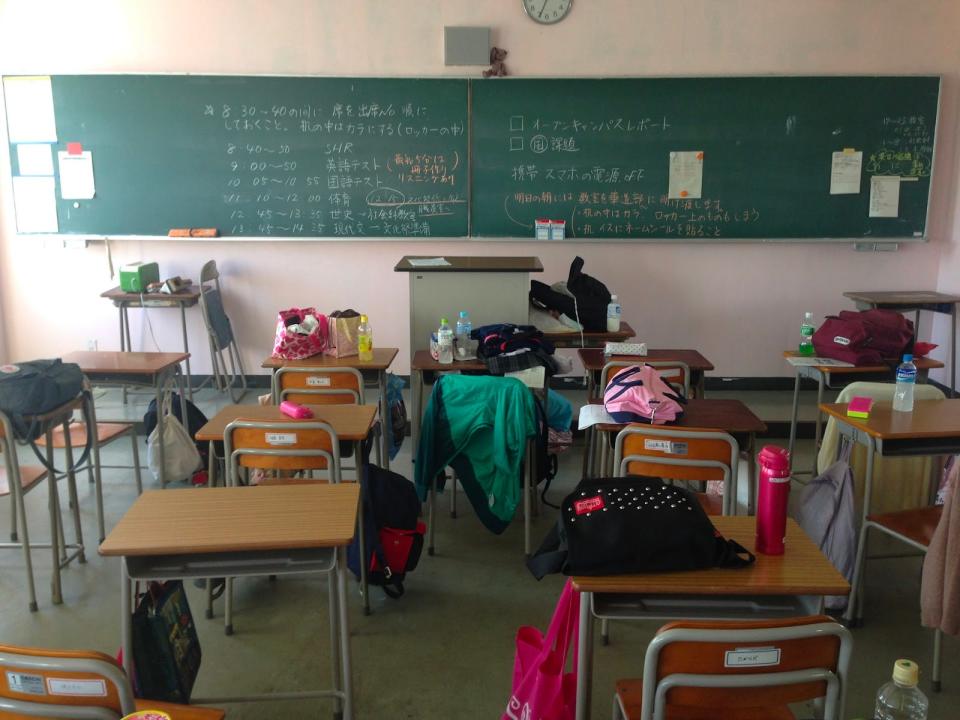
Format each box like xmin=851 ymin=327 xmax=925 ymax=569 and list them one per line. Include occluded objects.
xmin=2 ymin=76 xmax=57 ymax=143
xmin=830 ymin=150 xmax=862 ymax=194
xmin=16 ymin=144 xmax=54 ymax=176
xmin=869 ymin=176 xmax=900 ymax=218
xmin=12 ymin=176 xmax=58 ymax=233
xmin=57 ymin=151 xmax=96 ymax=199
xmin=668 ymin=151 xmax=703 ymax=199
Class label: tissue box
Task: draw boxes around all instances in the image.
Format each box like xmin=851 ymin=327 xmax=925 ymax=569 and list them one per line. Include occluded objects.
xmin=119 ymin=262 xmax=159 ymax=293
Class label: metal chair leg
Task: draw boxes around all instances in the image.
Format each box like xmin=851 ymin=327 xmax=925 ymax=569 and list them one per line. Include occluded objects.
xmin=130 ymin=429 xmax=143 ymax=494
xmin=61 ymin=421 xmax=85 ymax=563
xmin=601 ymin=618 xmax=610 ymax=646
xmin=45 ymin=432 xmax=63 ymax=605
xmin=8 ymin=453 xmax=38 ymax=611
xmin=933 ymin=628 xmax=942 ymax=692
xmin=449 ymin=473 xmax=457 ymax=519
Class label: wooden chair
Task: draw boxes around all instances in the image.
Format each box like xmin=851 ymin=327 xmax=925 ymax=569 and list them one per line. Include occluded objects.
xmin=612 ymin=615 xmax=852 ymax=720
xmin=0 ymin=394 xmax=87 ymax=611
xmin=199 ymin=259 xmax=247 ymax=402
xmin=0 ymin=643 xmax=225 ymax=719
xmin=850 ymin=505 xmax=945 ymax=691
xmin=34 ymin=386 xmax=142 ymax=542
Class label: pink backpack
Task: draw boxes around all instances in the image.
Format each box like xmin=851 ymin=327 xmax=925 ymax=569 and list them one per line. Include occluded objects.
xmin=603 ymin=364 xmax=686 ymax=425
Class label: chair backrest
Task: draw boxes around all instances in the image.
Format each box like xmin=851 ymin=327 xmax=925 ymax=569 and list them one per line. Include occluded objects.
xmin=641 ymin=615 xmax=852 ymax=720
xmin=601 ymin=360 xmax=691 ymax=398
xmin=273 ymin=367 xmax=364 ymax=405
xmin=224 ymin=419 xmax=340 ymax=485
xmin=198 ymin=260 xmax=236 ymax=350
xmin=614 ymin=425 xmax=739 ymax=514
xmin=0 ymin=643 xmax=135 ymax=718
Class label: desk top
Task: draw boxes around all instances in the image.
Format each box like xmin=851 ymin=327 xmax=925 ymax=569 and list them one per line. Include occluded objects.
xmin=578 ymin=347 xmax=714 ymax=372
xmin=261 ymin=347 xmax=398 ymax=370
xmin=594 ymin=398 xmax=767 ymax=436
xmin=544 ymin=322 xmax=636 ymax=347
xmin=394 ymin=256 xmax=543 ymax=273
xmin=99 ymin=484 xmax=359 ymax=557
xmin=63 ymin=350 xmax=189 ymax=375
xmin=843 ymin=290 xmax=960 ymax=307
xmin=195 ymin=403 xmax=377 ymax=442
xmin=782 ymin=351 xmax=944 ymax=374
xmin=101 ymin=286 xmax=201 ymax=305
xmin=819 ymin=399 xmax=960 ymax=440
xmin=573 ymin=517 xmax=849 ymax=596
xmin=411 ymin=349 xmax=486 ymax=373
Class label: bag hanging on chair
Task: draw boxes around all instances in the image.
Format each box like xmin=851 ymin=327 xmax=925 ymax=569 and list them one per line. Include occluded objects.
xmin=146 ymin=395 xmax=202 ymax=483
xmin=502 ymin=579 xmax=579 ymax=720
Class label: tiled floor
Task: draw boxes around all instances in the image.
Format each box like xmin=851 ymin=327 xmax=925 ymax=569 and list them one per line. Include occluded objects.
xmin=0 ymin=385 xmax=954 ymax=719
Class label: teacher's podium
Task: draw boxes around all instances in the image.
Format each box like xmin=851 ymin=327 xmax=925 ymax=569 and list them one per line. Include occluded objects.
xmin=395 ymin=256 xmax=543 ymax=356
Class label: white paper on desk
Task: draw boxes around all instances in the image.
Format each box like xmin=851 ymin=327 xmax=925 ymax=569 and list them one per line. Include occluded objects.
xmin=668 ymin=150 xmax=703 ymax=199
xmin=578 ymin=404 xmax=615 ymax=430
xmin=2 ymin=76 xmax=57 ymax=143
xmin=830 ymin=150 xmax=862 ymax=194
xmin=786 ymin=356 xmax=855 ymax=368
xmin=12 ymin=176 xmax=58 ymax=233
xmin=57 ymin=151 xmax=96 ymax=199
xmin=869 ymin=176 xmax=900 ymax=218
xmin=16 ymin=144 xmax=54 ymax=176
xmin=407 ymin=257 xmax=450 ymax=267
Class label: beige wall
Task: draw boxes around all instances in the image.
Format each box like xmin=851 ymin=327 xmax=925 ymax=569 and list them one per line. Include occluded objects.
xmin=1 ymin=0 xmax=958 ymax=377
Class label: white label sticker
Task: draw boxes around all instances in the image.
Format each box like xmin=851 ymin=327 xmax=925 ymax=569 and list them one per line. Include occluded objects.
xmin=0 ymin=364 xmax=19 ymax=374
xmin=265 ymin=432 xmax=297 ymax=446
xmin=6 ymin=671 xmax=46 ymax=695
xmin=644 ymin=439 xmax=672 ymax=452
xmin=724 ymin=646 xmax=782 ymax=668
xmin=670 ymin=442 xmax=688 ymax=455
xmin=833 ymin=335 xmax=851 ymax=346
xmin=306 ymin=376 xmax=331 ymax=387
xmin=47 ymin=678 xmax=107 ymax=696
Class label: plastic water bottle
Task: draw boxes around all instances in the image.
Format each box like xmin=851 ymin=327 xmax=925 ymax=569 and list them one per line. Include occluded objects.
xmin=799 ymin=311 xmax=816 ymax=356
xmin=893 ymin=354 xmax=917 ymax=413
xmin=456 ymin=310 xmax=472 ymax=347
xmin=357 ymin=314 xmax=373 ymax=362
xmin=607 ymin=294 xmax=622 ymax=332
xmin=437 ymin=318 xmax=454 ymax=365
xmin=874 ymin=659 xmax=928 ymax=720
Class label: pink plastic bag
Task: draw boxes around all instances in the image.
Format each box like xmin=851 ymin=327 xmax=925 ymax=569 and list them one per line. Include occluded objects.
xmin=503 ymin=580 xmax=579 ymax=720
xmin=271 ymin=307 xmax=327 ymax=360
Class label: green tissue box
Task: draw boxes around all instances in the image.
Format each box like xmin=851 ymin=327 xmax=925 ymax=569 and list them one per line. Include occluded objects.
xmin=119 ymin=262 xmax=159 ymax=293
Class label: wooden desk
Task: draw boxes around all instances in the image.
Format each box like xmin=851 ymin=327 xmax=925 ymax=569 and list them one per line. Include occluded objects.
xmin=819 ymin=399 xmax=960 ymax=625
xmin=783 ymin=350 xmax=944 ymax=476
xmin=844 ymin=290 xmax=960 ymax=396
xmin=543 ymin=321 xmax=637 ymax=349
xmin=196 ymin=403 xmax=377 ymax=443
xmin=63 ymin=350 xmax=189 ymax=488
xmin=101 ymin=286 xmax=201 ymax=400
xmin=577 ymin=347 xmax=714 ymax=398
xmin=572 ymin=516 xmax=849 ymax=720
xmin=100 ymin=485 xmax=358 ymax=717
xmin=261 ymin=348 xmax=398 ymax=468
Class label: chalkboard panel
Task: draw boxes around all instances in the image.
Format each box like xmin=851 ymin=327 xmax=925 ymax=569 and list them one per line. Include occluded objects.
xmin=471 ymin=77 xmax=939 ymax=240
xmin=10 ymin=75 xmax=468 ymax=237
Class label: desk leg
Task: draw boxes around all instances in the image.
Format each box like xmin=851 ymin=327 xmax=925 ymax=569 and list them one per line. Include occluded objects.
xmin=428 ymin=473 xmax=436 ymax=556
xmin=845 ymin=435 xmax=875 ymax=626
xmin=379 ymin=370 xmax=389 ymax=470
xmin=952 ymin=305 xmax=957 ymax=398
xmin=121 ymin=562 xmax=133 ymax=678
xmin=575 ymin=590 xmax=594 ymax=720
xmin=411 ymin=370 xmax=423 ymax=470
xmin=524 ymin=440 xmax=531 ymax=557
xmin=336 ymin=546 xmax=354 ymax=720
xmin=329 ymin=556 xmax=343 ymax=720
xmin=355 ymin=444 xmax=370 ymax=617
xmin=180 ymin=304 xmax=193 ymax=402
xmin=45 ymin=431 xmax=63 ymax=604
xmin=120 ymin=305 xmax=131 ymax=404
xmin=155 ymin=381 xmax=167 ymax=489
xmin=787 ymin=370 xmax=801 ymax=467
xmin=812 ymin=373 xmax=825 ymax=476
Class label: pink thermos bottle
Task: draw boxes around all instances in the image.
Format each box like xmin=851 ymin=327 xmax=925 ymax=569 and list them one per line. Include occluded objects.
xmin=756 ymin=446 xmax=791 ymax=555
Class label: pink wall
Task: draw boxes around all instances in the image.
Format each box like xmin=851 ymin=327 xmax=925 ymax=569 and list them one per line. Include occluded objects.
xmin=2 ymin=0 xmax=959 ymax=377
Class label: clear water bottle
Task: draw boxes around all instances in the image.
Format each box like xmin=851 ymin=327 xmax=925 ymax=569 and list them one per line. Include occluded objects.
xmin=357 ymin=314 xmax=373 ymax=362
xmin=437 ymin=318 xmax=454 ymax=365
xmin=799 ymin=311 xmax=816 ymax=356
xmin=893 ymin=354 xmax=917 ymax=413
xmin=874 ymin=659 xmax=928 ymax=720
xmin=456 ymin=310 xmax=472 ymax=347
xmin=607 ymin=294 xmax=622 ymax=332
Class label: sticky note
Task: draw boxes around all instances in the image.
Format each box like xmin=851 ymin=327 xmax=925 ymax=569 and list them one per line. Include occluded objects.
xmin=66 ymin=142 xmax=83 ymax=155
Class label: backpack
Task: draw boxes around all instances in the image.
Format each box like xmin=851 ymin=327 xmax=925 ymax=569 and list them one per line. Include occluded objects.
xmin=143 ymin=392 xmax=210 ymax=466
xmin=0 ymin=359 xmax=85 ymax=441
xmin=472 ymin=323 xmax=554 ymax=360
xmin=384 ymin=373 xmax=407 ymax=461
xmin=565 ymin=256 xmax=612 ymax=332
xmin=348 ymin=463 xmax=426 ymax=599
xmin=603 ymin=364 xmax=686 ymax=425
xmin=812 ymin=309 xmax=914 ymax=366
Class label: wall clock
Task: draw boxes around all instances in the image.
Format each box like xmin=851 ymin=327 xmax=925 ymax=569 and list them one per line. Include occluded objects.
xmin=522 ymin=0 xmax=573 ymax=25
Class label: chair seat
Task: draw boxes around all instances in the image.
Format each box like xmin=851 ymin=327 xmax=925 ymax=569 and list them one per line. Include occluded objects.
xmin=34 ymin=421 xmax=133 ymax=448
xmin=134 ymin=698 xmax=226 ymax=719
xmin=868 ymin=506 xmax=943 ymax=548
xmin=0 ymin=465 xmax=47 ymax=497
xmin=616 ymin=679 xmax=795 ymax=720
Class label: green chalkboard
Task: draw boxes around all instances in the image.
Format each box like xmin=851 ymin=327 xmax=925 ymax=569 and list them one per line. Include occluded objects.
xmin=471 ymin=77 xmax=939 ymax=240
xmin=7 ymin=75 xmax=468 ymax=237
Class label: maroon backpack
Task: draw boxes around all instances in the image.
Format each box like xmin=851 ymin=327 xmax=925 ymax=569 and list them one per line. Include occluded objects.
xmin=812 ymin=309 xmax=914 ymax=366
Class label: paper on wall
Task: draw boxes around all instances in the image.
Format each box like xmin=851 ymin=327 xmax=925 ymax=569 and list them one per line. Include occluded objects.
xmin=668 ymin=150 xmax=703 ymax=200
xmin=869 ymin=176 xmax=900 ymax=218
xmin=15 ymin=144 xmax=54 ymax=176
xmin=2 ymin=76 xmax=57 ymax=143
xmin=12 ymin=176 xmax=58 ymax=233
xmin=57 ymin=150 xmax=96 ymax=199
xmin=830 ymin=150 xmax=862 ymax=194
